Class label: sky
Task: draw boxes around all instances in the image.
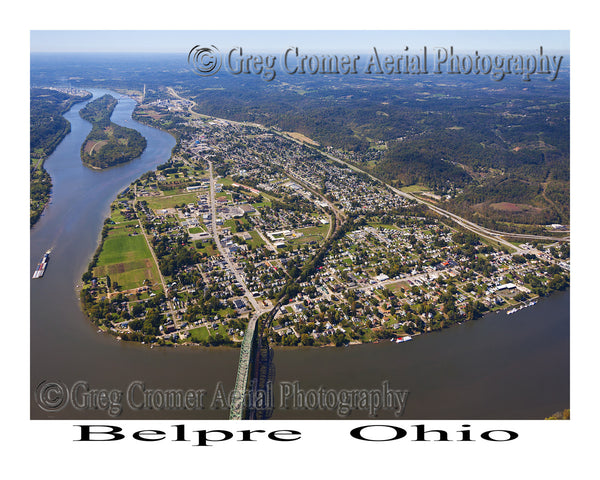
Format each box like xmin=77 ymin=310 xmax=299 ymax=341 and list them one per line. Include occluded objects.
xmin=30 ymin=30 xmax=570 ymax=54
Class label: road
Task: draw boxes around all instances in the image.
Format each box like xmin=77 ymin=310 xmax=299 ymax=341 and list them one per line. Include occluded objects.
xmin=205 ymin=160 xmax=268 ymax=420
xmin=133 ymin=184 xmax=179 ymax=327
xmin=207 ymin=160 xmax=268 ymax=316
xmin=254 ymin=227 xmax=277 ymax=252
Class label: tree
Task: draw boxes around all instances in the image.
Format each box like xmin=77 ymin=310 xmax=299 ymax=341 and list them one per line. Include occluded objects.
xmin=548 ymin=274 xmax=568 ymax=291
xmin=131 ymin=303 xmax=145 ymax=317
xmin=332 ymin=330 xmax=347 ymax=347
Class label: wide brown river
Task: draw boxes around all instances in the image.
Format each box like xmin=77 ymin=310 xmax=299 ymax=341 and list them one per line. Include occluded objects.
xmin=30 ymin=89 xmax=569 ymax=420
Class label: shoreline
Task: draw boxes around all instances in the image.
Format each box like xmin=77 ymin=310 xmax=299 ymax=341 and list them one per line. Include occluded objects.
xmin=93 ymin=288 xmax=562 ymax=350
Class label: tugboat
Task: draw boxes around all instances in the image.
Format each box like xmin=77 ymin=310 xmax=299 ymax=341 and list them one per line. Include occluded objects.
xmin=32 ymin=250 xmax=51 ymax=279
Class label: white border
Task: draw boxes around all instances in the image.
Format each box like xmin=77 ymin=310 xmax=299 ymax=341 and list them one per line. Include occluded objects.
xmin=2 ymin=0 xmax=597 ymax=477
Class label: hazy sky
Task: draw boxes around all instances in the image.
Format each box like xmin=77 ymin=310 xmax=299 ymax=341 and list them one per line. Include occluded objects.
xmin=30 ymin=30 xmax=569 ymax=54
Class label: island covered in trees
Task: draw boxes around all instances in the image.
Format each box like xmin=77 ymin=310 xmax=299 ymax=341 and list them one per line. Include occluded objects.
xmin=79 ymin=94 xmax=147 ymax=169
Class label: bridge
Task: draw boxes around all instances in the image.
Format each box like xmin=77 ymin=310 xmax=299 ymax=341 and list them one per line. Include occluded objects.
xmin=228 ymin=315 xmax=258 ymax=419
xmin=228 ymin=172 xmax=343 ymax=419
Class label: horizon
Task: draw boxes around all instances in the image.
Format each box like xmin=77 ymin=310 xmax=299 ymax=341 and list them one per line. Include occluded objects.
xmin=30 ymin=30 xmax=570 ymax=54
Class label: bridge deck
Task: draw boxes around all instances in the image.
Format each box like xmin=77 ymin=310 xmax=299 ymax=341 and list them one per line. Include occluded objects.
xmin=229 ymin=316 xmax=257 ymax=420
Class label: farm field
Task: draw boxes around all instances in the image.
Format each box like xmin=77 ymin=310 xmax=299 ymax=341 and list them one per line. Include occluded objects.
xmin=94 ymin=222 xmax=160 ymax=290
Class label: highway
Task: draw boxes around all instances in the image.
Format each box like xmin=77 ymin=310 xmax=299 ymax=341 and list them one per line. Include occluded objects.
xmin=275 ymin=137 xmax=567 ymax=254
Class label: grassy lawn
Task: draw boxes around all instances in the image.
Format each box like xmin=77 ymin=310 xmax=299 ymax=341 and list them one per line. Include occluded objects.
xmin=143 ymin=193 xmax=199 ymax=210
xmin=189 ymin=326 xmax=211 ymax=342
xmin=189 ymin=323 xmax=230 ymax=342
xmin=217 ymin=307 xmax=236 ymax=319
xmin=246 ymin=230 xmax=265 ymax=249
xmin=96 ymin=225 xmax=148 ymax=265
xmin=218 ymin=177 xmax=234 ymax=186
xmin=215 ymin=192 xmax=232 ymax=201
xmin=224 ymin=217 xmax=251 ymax=232
xmin=195 ymin=240 xmax=219 ymax=256
xmin=290 ymin=235 xmax=322 ymax=245
xmin=110 ymin=208 xmax=128 ymax=223
xmin=359 ymin=329 xmax=378 ymax=343
xmin=387 ymin=281 xmax=409 ymax=293
xmin=249 ymin=190 xmax=276 ymax=208
xmin=288 ymin=224 xmax=330 ymax=245
xmin=368 ymin=222 xmax=401 ymax=230
xmin=251 ymin=200 xmax=271 ymax=209
xmin=401 ymin=184 xmax=429 ymax=193
xmin=188 ymin=226 xmax=206 ymax=234
xmin=109 ymin=198 xmax=138 ymax=223
xmin=158 ymin=187 xmax=188 ymax=195
xmin=298 ymin=224 xmax=330 ymax=236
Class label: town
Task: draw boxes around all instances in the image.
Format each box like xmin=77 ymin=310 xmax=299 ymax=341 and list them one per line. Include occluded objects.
xmin=79 ymin=91 xmax=570 ymax=348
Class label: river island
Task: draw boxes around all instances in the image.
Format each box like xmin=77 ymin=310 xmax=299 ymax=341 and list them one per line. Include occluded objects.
xmin=79 ymin=94 xmax=147 ymax=169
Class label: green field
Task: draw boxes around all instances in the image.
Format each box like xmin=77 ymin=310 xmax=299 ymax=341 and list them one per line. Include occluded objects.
xmin=215 ymin=192 xmax=232 ymax=201
xmin=368 ymin=222 xmax=401 ymax=230
xmin=297 ymin=224 xmax=330 ymax=236
xmin=289 ymin=224 xmax=330 ymax=245
xmin=401 ymin=184 xmax=429 ymax=193
xmin=194 ymin=240 xmax=219 ymax=256
xmin=144 ymin=193 xmax=199 ymax=210
xmin=189 ymin=323 xmax=230 ymax=342
xmin=246 ymin=230 xmax=265 ymax=249
xmin=188 ymin=226 xmax=206 ymax=234
xmin=110 ymin=209 xmax=128 ymax=223
xmin=189 ymin=326 xmax=211 ymax=342
xmin=94 ymin=223 xmax=160 ymax=290
xmin=224 ymin=217 xmax=251 ymax=232
xmin=158 ymin=187 xmax=188 ymax=196
xmin=218 ymin=177 xmax=234 ymax=186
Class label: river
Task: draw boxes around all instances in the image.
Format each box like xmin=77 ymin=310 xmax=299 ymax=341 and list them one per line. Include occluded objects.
xmin=30 ymin=89 xmax=569 ymax=420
